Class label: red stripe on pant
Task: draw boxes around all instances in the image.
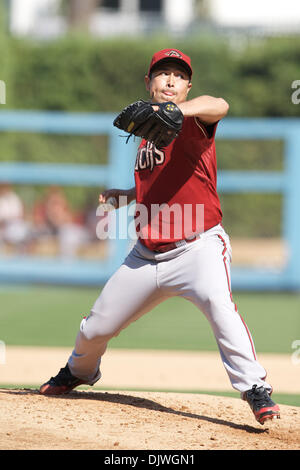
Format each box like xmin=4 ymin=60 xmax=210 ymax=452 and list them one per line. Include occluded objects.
xmin=217 ymin=234 xmax=257 ymax=361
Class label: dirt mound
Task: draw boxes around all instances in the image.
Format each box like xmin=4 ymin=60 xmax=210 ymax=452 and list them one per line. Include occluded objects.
xmin=0 ymin=388 xmax=299 ymax=450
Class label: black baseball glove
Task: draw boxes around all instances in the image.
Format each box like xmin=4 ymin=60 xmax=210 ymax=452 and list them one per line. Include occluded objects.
xmin=113 ymin=100 xmax=184 ymax=149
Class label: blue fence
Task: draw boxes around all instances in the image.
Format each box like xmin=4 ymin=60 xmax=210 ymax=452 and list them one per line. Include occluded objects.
xmin=0 ymin=110 xmax=299 ymax=291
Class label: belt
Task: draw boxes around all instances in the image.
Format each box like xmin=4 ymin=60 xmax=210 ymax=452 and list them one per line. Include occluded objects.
xmin=154 ymin=234 xmax=201 ymax=253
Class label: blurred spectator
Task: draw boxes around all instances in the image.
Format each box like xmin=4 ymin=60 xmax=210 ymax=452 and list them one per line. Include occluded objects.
xmin=0 ymin=183 xmax=31 ymax=254
xmin=83 ymin=194 xmax=101 ymax=242
xmin=0 ymin=184 xmax=100 ymax=259
xmin=32 ymin=186 xmax=90 ymax=258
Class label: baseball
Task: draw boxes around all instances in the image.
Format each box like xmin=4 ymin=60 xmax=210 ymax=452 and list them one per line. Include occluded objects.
xmin=101 ymin=196 xmax=117 ymax=212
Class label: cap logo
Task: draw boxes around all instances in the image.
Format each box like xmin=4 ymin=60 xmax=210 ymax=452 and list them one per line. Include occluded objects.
xmin=165 ymin=51 xmax=182 ymax=58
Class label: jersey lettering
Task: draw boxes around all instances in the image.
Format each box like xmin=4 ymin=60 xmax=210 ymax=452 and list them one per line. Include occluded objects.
xmin=135 ymin=142 xmax=165 ymax=172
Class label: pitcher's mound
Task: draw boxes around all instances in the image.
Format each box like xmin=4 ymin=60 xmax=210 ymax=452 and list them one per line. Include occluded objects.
xmin=0 ymin=388 xmax=299 ymax=450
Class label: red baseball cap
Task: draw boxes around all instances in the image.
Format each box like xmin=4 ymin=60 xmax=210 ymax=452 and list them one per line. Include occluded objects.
xmin=147 ymin=48 xmax=192 ymax=78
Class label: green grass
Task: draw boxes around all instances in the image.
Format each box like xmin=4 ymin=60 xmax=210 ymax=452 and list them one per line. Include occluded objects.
xmin=0 ymin=285 xmax=299 ymax=354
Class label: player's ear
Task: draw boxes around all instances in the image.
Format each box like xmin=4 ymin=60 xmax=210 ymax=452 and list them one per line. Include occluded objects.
xmin=144 ymin=75 xmax=150 ymax=91
xmin=184 ymin=81 xmax=192 ymax=100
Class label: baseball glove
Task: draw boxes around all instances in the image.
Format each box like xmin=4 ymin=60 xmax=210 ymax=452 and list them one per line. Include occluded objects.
xmin=113 ymin=100 xmax=184 ymax=149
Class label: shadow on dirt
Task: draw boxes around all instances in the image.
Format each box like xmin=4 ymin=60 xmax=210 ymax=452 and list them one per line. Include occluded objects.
xmin=0 ymin=388 xmax=267 ymax=435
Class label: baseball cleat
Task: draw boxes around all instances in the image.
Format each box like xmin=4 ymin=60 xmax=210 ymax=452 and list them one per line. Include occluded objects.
xmin=243 ymin=384 xmax=280 ymax=425
xmin=39 ymin=364 xmax=89 ymax=395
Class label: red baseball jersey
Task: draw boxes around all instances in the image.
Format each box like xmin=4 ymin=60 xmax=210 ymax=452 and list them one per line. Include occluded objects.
xmin=134 ymin=116 xmax=223 ymax=251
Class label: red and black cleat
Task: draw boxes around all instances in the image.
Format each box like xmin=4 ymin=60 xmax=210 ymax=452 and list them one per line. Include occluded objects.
xmin=39 ymin=364 xmax=86 ymax=396
xmin=243 ymin=385 xmax=280 ymax=425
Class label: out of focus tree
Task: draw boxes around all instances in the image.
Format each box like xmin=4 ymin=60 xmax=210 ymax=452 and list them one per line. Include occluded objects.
xmin=0 ymin=0 xmax=13 ymax=105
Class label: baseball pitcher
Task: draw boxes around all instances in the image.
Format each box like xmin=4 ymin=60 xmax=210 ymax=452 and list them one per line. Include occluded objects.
xmin=40 ymin=49 xmax=280 ymax=425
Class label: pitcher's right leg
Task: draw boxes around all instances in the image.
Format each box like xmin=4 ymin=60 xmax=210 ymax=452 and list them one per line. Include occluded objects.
xmin=40 ymin=246 xmax=167 ymax=394
xmin=67 ymin=256 xmax=166 ymax=383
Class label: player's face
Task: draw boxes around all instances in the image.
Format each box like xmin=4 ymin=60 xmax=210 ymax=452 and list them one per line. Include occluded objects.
xmin=145 ymin=63 xmax=192 ymax=104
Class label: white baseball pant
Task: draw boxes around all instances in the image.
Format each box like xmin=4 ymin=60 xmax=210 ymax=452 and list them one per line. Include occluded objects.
xmin=68 ymin=224 xmax=271 ymax=394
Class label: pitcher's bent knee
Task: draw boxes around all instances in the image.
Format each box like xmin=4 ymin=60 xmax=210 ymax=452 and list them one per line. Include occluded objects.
xmin=79 ymin=312 xmax=122 ymax=342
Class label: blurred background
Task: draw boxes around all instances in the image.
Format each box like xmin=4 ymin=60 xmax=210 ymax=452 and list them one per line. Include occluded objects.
xmin=0 ymin=0 xmax=299 ymax=401
xmin=1 ymin=0 xmax=300 ymax=273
